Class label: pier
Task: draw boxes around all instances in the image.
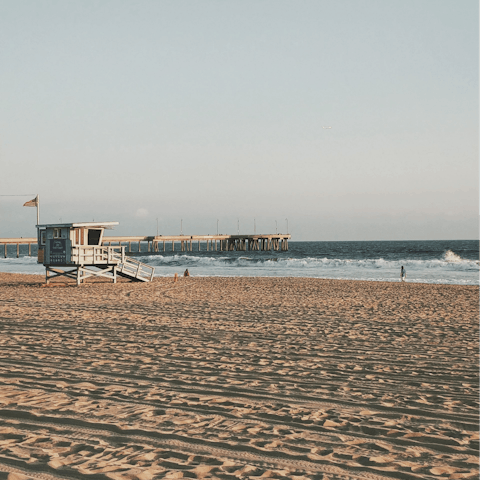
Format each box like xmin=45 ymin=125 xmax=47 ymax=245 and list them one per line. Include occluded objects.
xmin=103 ymin=234 xmax=291 ymax=253
xmin=0 ymin=237 xmax=36 ymax=258
xmin=0 ymin=234 xmax=290 ymax=258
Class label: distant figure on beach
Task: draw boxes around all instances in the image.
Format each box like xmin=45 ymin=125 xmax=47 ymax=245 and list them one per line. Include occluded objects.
xmin=400 ymin=266 xmax=406 ymax=282
xmin=184 ymin=269 xmax=190 ymax=277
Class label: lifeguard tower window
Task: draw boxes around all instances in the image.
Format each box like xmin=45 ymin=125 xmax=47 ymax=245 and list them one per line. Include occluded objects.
xmin=88 ymin=229 xmax=102 ymax=245
xmin=40 ymin=231 xmax=46 ymax=245
xmin=53 ymin=228 xmax=62 ymax=238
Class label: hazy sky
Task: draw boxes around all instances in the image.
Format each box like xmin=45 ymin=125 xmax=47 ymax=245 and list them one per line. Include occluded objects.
xmin=1 ymin=0 xmax=478 ymax=240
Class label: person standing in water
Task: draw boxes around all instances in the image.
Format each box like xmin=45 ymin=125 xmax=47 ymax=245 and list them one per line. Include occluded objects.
xmin=400 ymin=266 xmax=406 ymax=282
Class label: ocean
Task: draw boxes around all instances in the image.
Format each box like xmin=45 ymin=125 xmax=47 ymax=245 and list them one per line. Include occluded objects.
xmin=1 ymin=240 xmax=478 ymax=285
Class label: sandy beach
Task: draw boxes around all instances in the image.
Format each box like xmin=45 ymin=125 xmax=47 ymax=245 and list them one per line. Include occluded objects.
xmin=0 ymin=272 xmax=478 ymax=480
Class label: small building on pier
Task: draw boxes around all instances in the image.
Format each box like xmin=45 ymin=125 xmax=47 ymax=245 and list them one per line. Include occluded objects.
xmin=36 ymin=222 xmax=154 ymax=285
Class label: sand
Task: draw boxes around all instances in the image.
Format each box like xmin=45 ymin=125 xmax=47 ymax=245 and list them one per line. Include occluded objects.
xmin=0 ymin=272 xmax=478 ymax=480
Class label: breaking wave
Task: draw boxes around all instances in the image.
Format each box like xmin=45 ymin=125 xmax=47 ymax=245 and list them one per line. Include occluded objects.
xmin=137 ymin=252 xmax=479 ymax=270
xmin=444 ymin=249 xmax=466 ymax=263
xmin=0 ymin=255 xmax=45 ymax=274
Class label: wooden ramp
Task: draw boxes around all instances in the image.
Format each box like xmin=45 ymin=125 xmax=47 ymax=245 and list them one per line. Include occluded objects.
xmin=110 ymin=252 xmax=154 ymax=282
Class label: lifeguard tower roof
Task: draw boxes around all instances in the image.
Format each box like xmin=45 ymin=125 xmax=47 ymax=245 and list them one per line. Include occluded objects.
xmin=36 ymin=222 xmax=119 ymax=229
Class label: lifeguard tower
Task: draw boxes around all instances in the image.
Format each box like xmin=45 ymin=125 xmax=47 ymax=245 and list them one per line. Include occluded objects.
xmin=36 ymin=222 xmax=154 ymax=285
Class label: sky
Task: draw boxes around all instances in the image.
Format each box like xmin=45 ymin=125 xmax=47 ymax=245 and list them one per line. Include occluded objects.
xmin=0 ymin=0 xmax=478 ymax=240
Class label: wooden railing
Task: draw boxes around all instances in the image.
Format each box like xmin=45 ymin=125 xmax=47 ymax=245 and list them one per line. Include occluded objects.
xmin=71 ymin=246 xmax=125 ymax=265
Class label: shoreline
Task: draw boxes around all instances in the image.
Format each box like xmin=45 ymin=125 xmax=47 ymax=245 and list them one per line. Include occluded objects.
xmin=0 ymin=270 xmax=478 ymax=286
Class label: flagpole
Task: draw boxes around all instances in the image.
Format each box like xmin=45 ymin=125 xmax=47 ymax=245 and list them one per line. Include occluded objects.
xmin=36 ymin=195 xmax=40 ymax=226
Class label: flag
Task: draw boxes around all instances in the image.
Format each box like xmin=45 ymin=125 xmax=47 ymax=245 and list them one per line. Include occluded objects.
xmin=23 ymin=195 xmax=38 ymax=207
